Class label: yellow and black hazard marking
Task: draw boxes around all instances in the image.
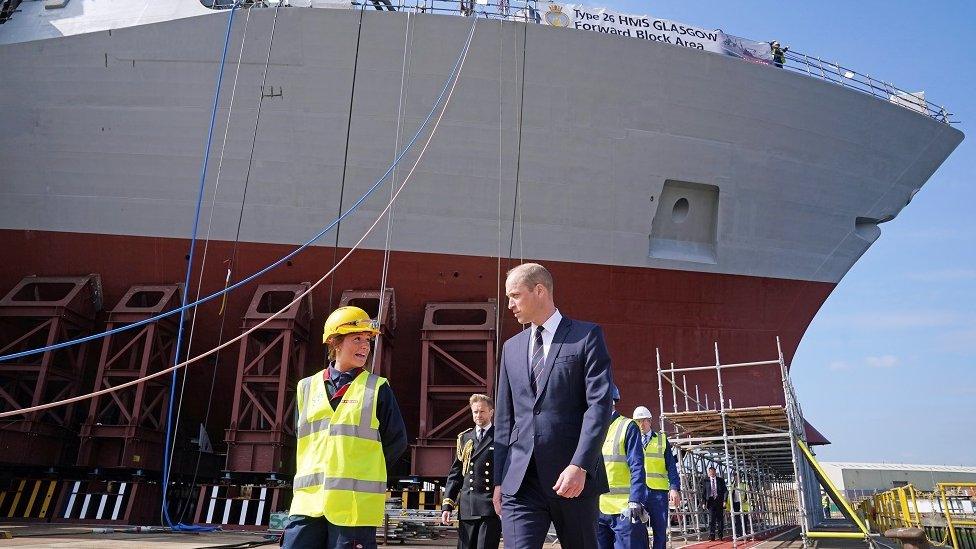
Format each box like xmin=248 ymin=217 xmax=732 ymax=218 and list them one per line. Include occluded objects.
xmin=388 ymin=489 xmax=441 ymax=510
xmin=796 ymin=438 xmax=871 ymax=539
xmin=195 ymin=484 xmax=288 ymax=528
xmin=0 ymin=479 xmax=59 ymax=520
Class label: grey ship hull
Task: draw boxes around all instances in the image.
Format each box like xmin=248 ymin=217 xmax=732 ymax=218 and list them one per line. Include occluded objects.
xmin=0 ymin=8 xmax=963 ymax=454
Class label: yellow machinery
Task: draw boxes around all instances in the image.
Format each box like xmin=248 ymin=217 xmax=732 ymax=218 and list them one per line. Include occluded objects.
xmin=861 ymin=482 xmax=976 ymax=549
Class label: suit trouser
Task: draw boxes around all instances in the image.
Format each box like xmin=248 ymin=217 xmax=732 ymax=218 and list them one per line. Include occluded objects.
xmin=645 ymin=489 xmax=669 ymax=549
xmin=597 ymin=512 xmax=649 ymax=549
xmin=501 ymin=460 xmax=599 ymax=549
xmin=280 ymin=515 xmax=377 ymax=549
xmin=458 ymin=515 xmax=501 ymax=549
xmin=705 ymin=499 xmax=724 ymax=540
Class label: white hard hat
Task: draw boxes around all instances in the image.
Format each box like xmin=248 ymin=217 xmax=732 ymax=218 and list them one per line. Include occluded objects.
xmin=633 ymin=406 xmax=653 ymax=420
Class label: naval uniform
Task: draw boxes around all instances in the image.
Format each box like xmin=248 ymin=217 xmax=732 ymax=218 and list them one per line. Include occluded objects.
xmin=443 ymin=425 xmax=501 ymax=549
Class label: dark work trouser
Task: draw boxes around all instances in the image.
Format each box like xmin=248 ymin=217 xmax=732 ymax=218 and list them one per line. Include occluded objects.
xmin=645 ymin=489 xmax=669 ymax=549
xmin=597 ymin=511 xmax=649 ymax=549
xmin=280 ymin=515 xmax=377 ymax=549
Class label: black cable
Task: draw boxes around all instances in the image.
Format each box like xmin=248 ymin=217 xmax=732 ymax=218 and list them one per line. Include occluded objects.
xmin=328 ymin=3 xmax=369 ymax=313
xmin=498 ymin=18 xmax=530 ymax=357
xmin=506 ymin=20 xmax=528 ymax=266
xmin=198 ymin=536 xmax=279 ymax=549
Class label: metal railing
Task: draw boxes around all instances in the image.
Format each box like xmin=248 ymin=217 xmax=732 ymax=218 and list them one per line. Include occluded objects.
xmin=782 ymin=49 xmax=955 ymax=123
xmin=212 ymin=0 xmax=957 ymax=124
xmin=860 ymin=483 xmax=976 ymax=549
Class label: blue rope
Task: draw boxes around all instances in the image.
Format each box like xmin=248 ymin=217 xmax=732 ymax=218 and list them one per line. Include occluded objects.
xmin=162 ymin=1 xmax=241 ymax=529
xmin=0 ymin=12 xmax=477 ymax=365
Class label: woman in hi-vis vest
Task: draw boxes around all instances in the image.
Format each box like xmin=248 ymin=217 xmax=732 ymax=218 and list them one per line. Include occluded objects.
xmin=281 ymin=306 xmax=408 ymax=549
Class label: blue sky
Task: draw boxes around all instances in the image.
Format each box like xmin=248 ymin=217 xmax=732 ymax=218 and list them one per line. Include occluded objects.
xmin=601 ymin=1 xmax=975 ymax=465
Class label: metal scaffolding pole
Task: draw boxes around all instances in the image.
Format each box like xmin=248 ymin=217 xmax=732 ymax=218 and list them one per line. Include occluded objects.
xmin=779 ymin=337 xmax=811 ymax=546
xmin=657 ymin=337 xmax=820 ymax=547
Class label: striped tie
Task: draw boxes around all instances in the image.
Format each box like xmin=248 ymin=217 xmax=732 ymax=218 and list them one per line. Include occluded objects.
xmin=530 ymin=325 xmax=545 ymax=393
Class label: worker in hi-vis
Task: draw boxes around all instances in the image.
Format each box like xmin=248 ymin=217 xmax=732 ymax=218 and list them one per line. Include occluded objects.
xmin=281 ymin=306 xmax=408 ymax=549
xmin=597 ymin=385 xmax=649 ymax=549
xmin=728 ymin=472 xmax=750 ymax=533
xmin=633 ymin=406 xmax=681 ymax=549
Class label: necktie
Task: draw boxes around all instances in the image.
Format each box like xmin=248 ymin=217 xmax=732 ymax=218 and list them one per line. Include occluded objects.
xmin=642 ymin=434 xmax=649 ymax=447
xmin=477 ymin=428 xmax=483 ymax=442
xmin=530 ymin=325 xmax=545 ymax=393
xmin=711 ymin=478 xmax=717 ymax=497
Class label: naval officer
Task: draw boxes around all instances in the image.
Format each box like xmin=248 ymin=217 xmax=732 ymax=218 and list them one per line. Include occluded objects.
xmin=442 ymin=394 xmax=501 ymax=549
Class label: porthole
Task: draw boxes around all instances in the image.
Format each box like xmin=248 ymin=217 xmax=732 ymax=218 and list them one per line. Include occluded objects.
xmin=672 ymin=197 xmax=689 ymax=223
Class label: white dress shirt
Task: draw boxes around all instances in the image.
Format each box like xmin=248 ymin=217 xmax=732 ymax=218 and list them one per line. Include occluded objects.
xmin=528 ymin=309 xmax=562 ymax=363
xmin=475 ymin=423 xmax=493 ymax=441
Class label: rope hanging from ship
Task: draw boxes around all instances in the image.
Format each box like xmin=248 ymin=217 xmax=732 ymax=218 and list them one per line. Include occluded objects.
xmin=159 ymin=0 xmax=259 ymax=530
xmin=372 ymin=9 xmax=414 ymax=372
xmin=0 ymin=10 xmax=479 ymax=366
xmin=327 ymin=0 xmax=371 ymax=313
xmin=166 ymin=1 xmax=267 ymax=528
xmin=160 ymin=0 xmax=278 ymax=531
xmin=0 ymin=8 xmax=481 ymax=423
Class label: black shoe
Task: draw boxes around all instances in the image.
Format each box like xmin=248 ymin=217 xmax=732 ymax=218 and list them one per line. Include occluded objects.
xmin=709 ymin=537 xmax=715 ymax=541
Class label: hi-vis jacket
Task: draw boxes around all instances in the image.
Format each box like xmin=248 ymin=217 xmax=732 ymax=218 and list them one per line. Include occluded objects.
xmin=290 ymin=370 xmax=388 ymax=526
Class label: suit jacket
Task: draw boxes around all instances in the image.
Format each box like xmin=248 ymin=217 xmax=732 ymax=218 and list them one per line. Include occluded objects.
xmin=444 ymin=426 xmax=497 ymax=519
xmin=701 ymin=476 xmax=728 ymax=504
xmin=493 ymin=316 xmax=613 ymax=499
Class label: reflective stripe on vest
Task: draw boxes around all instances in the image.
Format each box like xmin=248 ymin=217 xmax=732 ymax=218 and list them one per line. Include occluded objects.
xmin=644 ymin=432 xmax=670 ymax=491
xmin=290 ymin=370 xmax=388 ymax=526
xmin=599 ymin=415 xmax=635 ymax=514
xmin=292 ymin=472 xmax=387 ymax=494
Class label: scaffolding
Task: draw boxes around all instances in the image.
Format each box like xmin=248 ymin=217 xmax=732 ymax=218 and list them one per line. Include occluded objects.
xmin=656 ymin=338 xmax=825 ymax=548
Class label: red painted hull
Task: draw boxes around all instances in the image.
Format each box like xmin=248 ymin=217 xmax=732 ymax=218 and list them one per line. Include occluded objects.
xmin=1 ymin=229 xmax=834 ymax=455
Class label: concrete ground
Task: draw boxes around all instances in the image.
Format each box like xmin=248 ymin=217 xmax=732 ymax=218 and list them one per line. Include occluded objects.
xmin=0 ymin=522 xmax=457 ymax=548
xmin=1 ymin=523 xmax=896 ymax=549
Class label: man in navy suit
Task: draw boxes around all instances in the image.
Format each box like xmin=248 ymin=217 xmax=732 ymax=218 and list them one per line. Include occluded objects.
xmin=492 ymin=262 xmax=614 ymax=549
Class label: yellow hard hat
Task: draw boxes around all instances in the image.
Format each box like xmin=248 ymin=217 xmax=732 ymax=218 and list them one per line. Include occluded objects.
xmin=322 ymin=306 xmax=380 ymax=343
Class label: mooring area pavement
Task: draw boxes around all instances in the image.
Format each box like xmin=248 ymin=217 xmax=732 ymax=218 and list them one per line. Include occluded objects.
xmin=2 ymin=524 xmax=887 ymax=549
xmin=0 ymin=523 xmax=456 ymax=548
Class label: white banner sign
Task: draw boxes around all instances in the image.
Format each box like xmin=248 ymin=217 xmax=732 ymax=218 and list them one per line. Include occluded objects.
xmin=536 ymin=3 xmax=773 ymax=64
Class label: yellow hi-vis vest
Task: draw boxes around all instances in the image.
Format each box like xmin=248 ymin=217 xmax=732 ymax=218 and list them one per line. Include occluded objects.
xmin=290 ymin=369 xmax=388 ymax=526
xmin=729 ymin=481 xmax=750 ymax=512
xmin=600 ymin=415 xmax=637 ymax=514
xmin=643 ymin=431 xmax=670 ymax=491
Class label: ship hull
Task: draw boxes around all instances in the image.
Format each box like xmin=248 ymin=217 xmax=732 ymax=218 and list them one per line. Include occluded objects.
xmin=2 ymin=228 xmax=834 ymax=434
xmin=0 ymin=6 xmax=963 ymax=472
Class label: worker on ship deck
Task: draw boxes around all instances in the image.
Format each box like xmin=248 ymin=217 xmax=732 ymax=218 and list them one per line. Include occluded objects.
xmin=281 ymin=306 xmax=408 ymax=549
xmin=597 ymin=386 xmax=649 ymax=549
xmin=633 ymin=406 xmax=681 ymax=549
xmin=770 ymin=41 xmax=789 ymax=68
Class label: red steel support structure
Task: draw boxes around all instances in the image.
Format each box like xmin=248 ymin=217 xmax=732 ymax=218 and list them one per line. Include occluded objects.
xmin=76 ymin=284 xmax=182 ymax=471
xmin=223 ymin=284 xmax=312 ymax=477
xmin=411 ymin=301 xmax=496 ymax=478
xmin=338 ymin=289 xmax=396 ymax=379
xmin=0 ymin=275 xmax=102 ymax=467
